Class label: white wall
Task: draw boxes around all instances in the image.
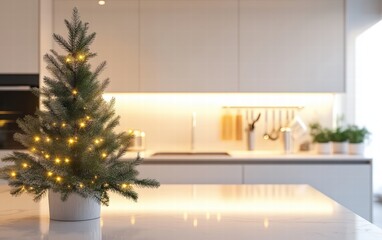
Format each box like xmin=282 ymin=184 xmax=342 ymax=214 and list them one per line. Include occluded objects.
xmin=345 ymin=0 xmax=382 ymax=193
xmin=103 ymin=93 xmax=335 ymax=153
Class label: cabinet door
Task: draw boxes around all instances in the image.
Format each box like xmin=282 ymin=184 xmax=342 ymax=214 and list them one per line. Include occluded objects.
xmin=240 ymin=0 xmax=345 ymax=92
xmin=138 ymin=164 xmax=242 ymax=184
xmin=53 ymin=0 xmax=140 ymax=92
xmin=244 ymin=164 xmax=372 ymax=221
xmin=140 ymin=0 xmax=238 ymax=92
xmin=0 ymin=0 xmax=38 ymax=73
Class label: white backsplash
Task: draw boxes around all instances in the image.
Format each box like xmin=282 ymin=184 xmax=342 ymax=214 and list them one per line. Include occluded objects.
xmin=103 ymin=93 xmax=336 ymax=153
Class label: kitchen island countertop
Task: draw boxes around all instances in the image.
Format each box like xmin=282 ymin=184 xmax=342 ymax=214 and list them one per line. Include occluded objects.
xmin=0 ymin=184 xmax=381 ymax=239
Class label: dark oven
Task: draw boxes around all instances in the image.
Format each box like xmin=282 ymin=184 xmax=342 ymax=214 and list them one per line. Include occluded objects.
xmin=0 ymin=74 xmax=39 ymax=149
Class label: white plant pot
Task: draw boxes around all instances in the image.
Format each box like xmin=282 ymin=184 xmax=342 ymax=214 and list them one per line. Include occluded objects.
xmin=316 ymin=142 xmax=331 ymax=154
xmin=49 ymin=190 xmax=101 ymax=221
xmin=349 ymin=143 xmax=365 ymax=155
xmin=332 ymin=142 xmax=348 ymax=154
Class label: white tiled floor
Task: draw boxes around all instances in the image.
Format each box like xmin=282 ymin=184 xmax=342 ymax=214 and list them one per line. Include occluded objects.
xmin=373 ymin=201 xmax=382 ymax=228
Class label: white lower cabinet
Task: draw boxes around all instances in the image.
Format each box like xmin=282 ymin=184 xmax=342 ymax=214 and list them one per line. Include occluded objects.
xmin=243 ymin=164 xmax=372 ymax=221
xmin=138 ymin=164 xmax=242 ymax=184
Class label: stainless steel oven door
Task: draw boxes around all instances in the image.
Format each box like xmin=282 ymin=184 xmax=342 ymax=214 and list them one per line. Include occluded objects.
xmin=0 ymin=86 xmax=39 ymax=149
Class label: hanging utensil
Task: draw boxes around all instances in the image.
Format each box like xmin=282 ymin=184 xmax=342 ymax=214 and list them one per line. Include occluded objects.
xmin=269 ymin=109 xmax=279 ymax=140
xmin=263 ymin=109 xmax=269 ymax=140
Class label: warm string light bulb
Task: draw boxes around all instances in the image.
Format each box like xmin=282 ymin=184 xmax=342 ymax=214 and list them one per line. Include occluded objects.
xmin=101 ymin=152 xmax=107 ymax=158
xmin=47 ymin=171 xmax=53 ymax=177
xmin=46 ymin=137 xmax=51 ymax=143
xmin=34 ymin=136 xmax=40 ymax=142
xmin=22 ymin=163 xmax=28 ymax=168
xmin=55 ymin=158 xmax=61 ymax=164
xmin=44 ymin=154 xmax=50 ymax=159
xmin=79 ymin=122 xmax=86 ymax=128
xmin=98 ymin=0 xmax=106 ymax=6
xmin=56 ymin=176 xmax=62 ymax=182
xmin=72 ymin=89 xmax=78 ymax=95
xmin=64 ymin=158 xmax=70 ymax=163
xmin=121 ymin=183 xmax=128 ymax=189
xmin=10 ymin=172 xmax=16 ymax=177
xmin=68 ymin=138 xmax=75 ymax=145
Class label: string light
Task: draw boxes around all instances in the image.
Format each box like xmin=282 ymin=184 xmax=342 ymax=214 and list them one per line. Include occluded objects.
xmin=72 ymin=89 xmax=78 ymax=95
xmin=122 ymin=183 xmax=128 ymax=189
xmin=101 ymin=152 xmax=107 ymax=158
xmin=55 ymin=158 xmax=61 ymax=164
xmin=77 ymin=54 xmax=85 ymax=61
xmin=44 ymin=154 xmax=50 ymax=159
xmin=34 ymin=136 xmax=40 ymax=142
xmin=47 ymin=171 xmax=53 ymax=177
xmin=79 ymin=122 xmax=86 ymax=128
xmin=64 ymin=158 xmax=70 ymax=163
xmin=22 ymin=163 xmax=28 ymax=168
xmin=86 ymin=116 xmax=91 ymax=120
xmin=98 ymin=0 xmax=106 ymax=6
xmin=62 ymin=123 xmax=66 ymax=128
xmin=46 ymin=137 xmax=51 ymax=143
xmin=10 ymin=172 xmax=16 ymax=177
xmin=65 ymin=57 xmax=72 ymax=63
xmin=79 ymin=183 xmax=84 ymax=188
xmin=31 ymin=147 xmax=36 ymax=152
xmin=68 ymin=138 xmax=75 ymax=144
xmin=56 ymin=176 xmax=62 ymax=182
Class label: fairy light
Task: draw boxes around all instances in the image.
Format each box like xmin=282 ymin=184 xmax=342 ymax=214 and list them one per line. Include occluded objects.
xmin=22 ymin=163 xmax=28 ymax=168
xmin=34 ymin=136 xmax=40 ymax=142
xmin=68 ymin=138 xmax=75 ymax=144
xmin=98 ymin=0 xmax=106 ymax=6
xmin=46 ymin=137 xmax=51 ymax=143
xmin=31 ymin=147 xmax=36 ymax=152
xmin=10 ymin=172 xmax=16 ymax=177
xmin=55 ymin=158 xmax=61 ymax=164
xmin=72 ymin=89 xmax=78 ymax=95
xmin=77 ymin=54 xmax=85 ymax=61
xmin=101 ymin=152 xmax=107 ymax=158
xmin=56 ymin=176 xmax=62 ymax=182
xmin=64 ymin=158 xmax=70 ymax=163
xmin=86 ymin=116 xmax=91 ymax=120
xmin=79 ymin=122 xmax=86 ymax=128
xmin=79 ymin=183 xmax=84 ymax=188
xmin=65 ymin=57 xmax=71 ymax=63
xmin=62 ymin=123 xmax=66 ymax=128
xmin=44 ymin=154 xmax=50 ymax=159
xmin=47 ymin=171 xmax=53 ymax=177
xmin=121 ymin=183 xmax=128 ymax=189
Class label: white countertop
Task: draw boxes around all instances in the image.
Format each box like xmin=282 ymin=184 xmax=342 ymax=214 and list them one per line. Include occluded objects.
xmin=132 ymin=151 xmax=372 ymax=164
xmin=0 ymin=150 xmax=372 ymax=167
xmin=0 ymin=184 xmax=381 ymax=239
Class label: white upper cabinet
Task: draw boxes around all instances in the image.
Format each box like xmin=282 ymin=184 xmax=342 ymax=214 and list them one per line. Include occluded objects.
xmin=239 ymin=0 xmax=345 ymax=92
xmin=53 ymin=0 xmax=140 ymax=92
xmin=140 ymin=0 xmax=238 ymax=92
xmin=52 ymin=0 xmax=345 ymax=93
xmin=0 ymin=0 xmax=39 ymax=74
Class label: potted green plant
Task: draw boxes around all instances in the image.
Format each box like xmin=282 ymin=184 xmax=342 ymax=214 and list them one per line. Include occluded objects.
xmin=309 ymin=123 xmax=331 ymax=154
xmin=347 ymin=125 xmax=370 ymax=155
xmin=329 ymin=127 xmax=349 ymax=154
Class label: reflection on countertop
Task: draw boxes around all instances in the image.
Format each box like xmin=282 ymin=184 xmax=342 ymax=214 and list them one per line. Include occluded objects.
xmin=0 ymin=184 xmax=382 ymax=240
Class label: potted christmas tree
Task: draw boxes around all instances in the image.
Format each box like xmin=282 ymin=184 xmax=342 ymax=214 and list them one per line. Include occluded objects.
xmin=0 ymin=8 xmax=159 ymax=221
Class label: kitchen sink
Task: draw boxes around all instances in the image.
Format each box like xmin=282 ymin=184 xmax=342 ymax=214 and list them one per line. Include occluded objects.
xmin=151 ymin=152 xmax=230 ymax=157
